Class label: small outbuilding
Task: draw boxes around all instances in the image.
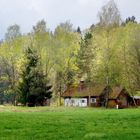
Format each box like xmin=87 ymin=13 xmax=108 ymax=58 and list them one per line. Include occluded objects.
xmin=107 ymin=87 xmax=132 ymax=108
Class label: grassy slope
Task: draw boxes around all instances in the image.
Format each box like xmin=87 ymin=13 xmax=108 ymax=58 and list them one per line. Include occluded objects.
xmin=0 ymin=106 xmax=140 ymax=140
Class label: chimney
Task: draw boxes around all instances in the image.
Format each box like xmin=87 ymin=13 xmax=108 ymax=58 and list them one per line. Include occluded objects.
xmin=79 ymin=80 xmax=85 ymax=91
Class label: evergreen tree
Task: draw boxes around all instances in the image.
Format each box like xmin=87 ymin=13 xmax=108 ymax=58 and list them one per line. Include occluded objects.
xmin=76 ymin=26 xmax=81 ymax=34
xmin=18 ymin=47 xmax=52 ymax=106
xmin=125 ymin=16 xmax=137 ymax=24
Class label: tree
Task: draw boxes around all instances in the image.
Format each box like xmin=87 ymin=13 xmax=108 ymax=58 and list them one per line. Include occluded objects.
xmin=90 ymin=24 xmax=95 ymax=32
xmin=53 ymin=22 xmax=80 ymax=105
xmin=54 ymin=21 xmax=73 ymax=35
xmin=96 ymin=0 xmax=122 ymax=85
xmin=125 ymin=16 xmax=137 ymax=24
xmin=54 ymin=55 xmax=76 ymax=106
xmin=0 ymin=36 xmax=23 ymax=105
xmin=98 ymin=0 xmax=121 ymax=27
xmin=5 ymin=24 xmax=21 ymax=41
xmin=77 ymin=32 xmax=95 ymax=82
xmin=18 ymin=47 xmax=52 ymax=106
xmin=31 ymin=19 xmax=54 ymax=75
xmin=33 ymin=19 xmax=47 ymax=34
xmin=76 ymin=26 xmax=81 ymax=34
xmin=129 ymin=26 xmax=140 ymax=90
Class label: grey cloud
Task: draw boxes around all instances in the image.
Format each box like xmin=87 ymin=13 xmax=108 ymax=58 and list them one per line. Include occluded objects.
xmin=0 ymin=0 xmax=140 ymax=39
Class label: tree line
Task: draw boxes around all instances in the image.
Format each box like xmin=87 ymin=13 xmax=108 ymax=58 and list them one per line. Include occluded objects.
xmin=0 ymin=0 xmax=139 ymax=106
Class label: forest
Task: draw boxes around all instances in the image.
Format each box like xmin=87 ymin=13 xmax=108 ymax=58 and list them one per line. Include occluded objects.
xmin=0 ymin=0 xmax=139 ymax=106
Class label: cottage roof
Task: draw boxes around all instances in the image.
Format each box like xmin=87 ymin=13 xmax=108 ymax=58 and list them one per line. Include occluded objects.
xmin=62 ymin=84 xmax=106 ymax=97
xmin=108 ymin=86 xmax=126 ymax=99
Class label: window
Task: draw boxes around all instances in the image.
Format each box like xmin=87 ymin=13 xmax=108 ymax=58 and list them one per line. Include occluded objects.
xmin=71 ymin=100 xmax=75 ymax=104
xmin=91 ymin=98 xmax=96 ymax=103
xmin=81 ymin=100 xmax=85 ymax=103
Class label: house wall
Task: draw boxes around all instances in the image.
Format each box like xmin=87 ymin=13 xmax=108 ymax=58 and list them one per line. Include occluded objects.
xmin=108 ymin=93 xmax=129 ymax=108
xmin=64 ymin=98 xmax=88 ymax=107
xmin=118 ymin=94 xmax=128 ymax=108
xmin=64 ymin=97 xmax=101 ymax=107
xmin=119 ymin=94 xmax=127 ymax=105
xmin=108 ymin=100 xmax=117 ymax=108
xmin=90 ymin=97 xmax=101 ymax=107
xmin=135 ymin=99 xmax=140 ymax=106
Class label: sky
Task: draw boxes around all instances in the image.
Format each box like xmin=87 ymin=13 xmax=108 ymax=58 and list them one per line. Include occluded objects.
xmin=0 ymin=0 xmax=140 ymax=39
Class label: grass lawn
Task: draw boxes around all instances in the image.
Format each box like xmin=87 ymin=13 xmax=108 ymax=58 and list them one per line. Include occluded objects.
xmin=0 ymin=106 xmax=140 ymax=140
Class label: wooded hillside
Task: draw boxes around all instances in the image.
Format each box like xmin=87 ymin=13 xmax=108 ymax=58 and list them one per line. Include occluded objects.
xmin=0 ymin=0 xmax=139 ymax=105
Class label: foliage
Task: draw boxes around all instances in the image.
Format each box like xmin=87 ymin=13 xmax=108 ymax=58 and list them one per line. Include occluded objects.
xmin=0 ymin=0 xmax=140 ymax=105
xmin=98 ymin=0 xmax=121 ymax=27
xmin=5 ymin=24 xmax=21 ymax=41
xmin=77 ymin=32 xmax=95 ymax=82
xmin=18 ymin=47 xmax=52 ymax=106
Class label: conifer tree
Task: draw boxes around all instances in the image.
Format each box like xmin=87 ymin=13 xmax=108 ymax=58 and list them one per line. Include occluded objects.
xmin=18 ymin=47 xmax=52 ymax=106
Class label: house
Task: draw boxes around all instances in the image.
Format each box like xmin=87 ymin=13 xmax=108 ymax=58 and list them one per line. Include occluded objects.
xmin=107 ymin=86 xmax=132 ymax=108
xmin=62 ymin=82 xmax=132 ymax=108
xmin=62 ymin=82 xmax=107 ymax=107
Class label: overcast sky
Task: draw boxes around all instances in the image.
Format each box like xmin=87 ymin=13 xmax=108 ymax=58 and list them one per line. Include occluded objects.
xmin=0 ymin=0 xmax=140 ymax=39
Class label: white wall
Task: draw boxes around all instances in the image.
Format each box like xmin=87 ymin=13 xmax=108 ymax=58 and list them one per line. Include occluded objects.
xmin=64 ymin=98 xmax=87 ymax=107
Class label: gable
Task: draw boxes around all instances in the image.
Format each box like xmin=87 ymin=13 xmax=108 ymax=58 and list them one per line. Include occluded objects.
xmin=108 ymin=87 xmax=129 ymax=99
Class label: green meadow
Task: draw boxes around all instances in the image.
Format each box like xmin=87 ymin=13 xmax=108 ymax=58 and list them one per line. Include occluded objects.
xmin=0 ymin=106 xmax=140 ymax=140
